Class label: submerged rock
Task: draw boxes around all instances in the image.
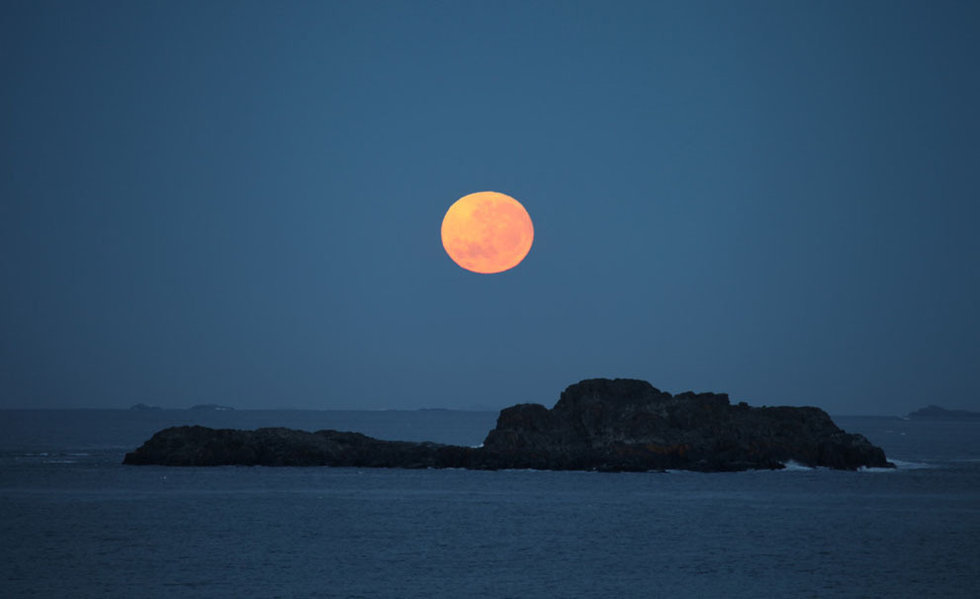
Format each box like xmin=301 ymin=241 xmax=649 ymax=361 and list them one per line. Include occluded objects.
xmin=124 ymin=378 xmax=893 ymax=472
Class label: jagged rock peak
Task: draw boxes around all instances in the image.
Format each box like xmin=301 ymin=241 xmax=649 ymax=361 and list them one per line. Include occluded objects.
xmin=554 ymin=378 xmax=666 ymax=410
xmin=553 ymin=377 xmax=728 ymax=411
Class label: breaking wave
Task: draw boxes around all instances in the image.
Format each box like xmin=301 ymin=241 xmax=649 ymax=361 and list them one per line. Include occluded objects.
xmin=781 ymin=460 xmax=816 ymax=471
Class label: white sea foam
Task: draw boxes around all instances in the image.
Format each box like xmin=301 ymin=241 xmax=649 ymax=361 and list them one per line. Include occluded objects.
xmin=781 ymin=460 xmax=816 ymax=471
xmin=857 ymin=458 xmax=937 ymax=472
xmin=889 ymin=458 xmax=937 ymax=470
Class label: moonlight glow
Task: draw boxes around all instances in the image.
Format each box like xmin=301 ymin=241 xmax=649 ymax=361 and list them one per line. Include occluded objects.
xmin=441 ymin=192 xmax=534 ymax=274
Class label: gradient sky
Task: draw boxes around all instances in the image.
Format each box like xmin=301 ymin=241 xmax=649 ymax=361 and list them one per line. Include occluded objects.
xmin=2 ymin=1 xmax=978 ymax=414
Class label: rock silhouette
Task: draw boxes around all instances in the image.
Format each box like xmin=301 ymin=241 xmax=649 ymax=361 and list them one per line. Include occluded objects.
xmin=124 ymin=378 xmax=893 ymax=471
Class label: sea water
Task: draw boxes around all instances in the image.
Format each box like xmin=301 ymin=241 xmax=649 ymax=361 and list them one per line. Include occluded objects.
xmin=1 ymin=411 xmax=978 ymax=598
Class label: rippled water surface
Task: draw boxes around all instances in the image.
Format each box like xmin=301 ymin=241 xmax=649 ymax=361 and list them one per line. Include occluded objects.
xmin=2 ymin=412 xmax=978 ymax=598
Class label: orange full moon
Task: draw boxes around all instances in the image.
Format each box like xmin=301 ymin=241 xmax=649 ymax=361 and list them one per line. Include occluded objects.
xmin=441 ymin=191 xmax=534 ymax=274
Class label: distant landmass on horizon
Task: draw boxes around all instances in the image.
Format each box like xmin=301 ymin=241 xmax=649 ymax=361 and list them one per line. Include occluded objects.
xmin=131 ymin=403 xmax=234 ymax=411
xmin=907 ymin=405 xmax=980 ymax=421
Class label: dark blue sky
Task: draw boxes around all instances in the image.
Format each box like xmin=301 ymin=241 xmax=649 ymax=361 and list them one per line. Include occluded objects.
xmin=3 ymin=1 xmax=978 ymax=414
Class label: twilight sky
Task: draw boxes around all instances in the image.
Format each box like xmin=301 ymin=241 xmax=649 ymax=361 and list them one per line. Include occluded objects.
xmin=2 ymin=1 xmax=978 ymax=414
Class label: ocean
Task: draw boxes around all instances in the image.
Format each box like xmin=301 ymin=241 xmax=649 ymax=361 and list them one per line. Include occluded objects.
xmin=1 ymin=410 xmax=978 ymax=598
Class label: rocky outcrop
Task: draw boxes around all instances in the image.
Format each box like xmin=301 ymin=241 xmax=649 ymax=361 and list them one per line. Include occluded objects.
xmin=124 ymin=378 xmax=893 ymax=471
xmin=477 ymin=379 xmax=892 ymax=471
xmin=122 ymin=426 xmax=471 ymax=468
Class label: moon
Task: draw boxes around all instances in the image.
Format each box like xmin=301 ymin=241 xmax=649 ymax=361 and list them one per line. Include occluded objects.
xmin=441 ymin=191 xmax=534 ymax=274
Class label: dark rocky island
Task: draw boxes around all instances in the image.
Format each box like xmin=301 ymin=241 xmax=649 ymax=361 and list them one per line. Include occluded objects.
xmin=907 ymin=405 xmax=980 ymax=421
xmin=124 ymin=378 xmax=893 ymax=472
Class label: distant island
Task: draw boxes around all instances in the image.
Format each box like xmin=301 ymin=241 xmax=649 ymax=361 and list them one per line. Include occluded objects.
xmin=908 ymin=405 xmax=980 ymax=421
xmin=129 ymin=403 xmax=235 ymax=411
xmin=124 ymin=378 xmax=893 ymax=472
